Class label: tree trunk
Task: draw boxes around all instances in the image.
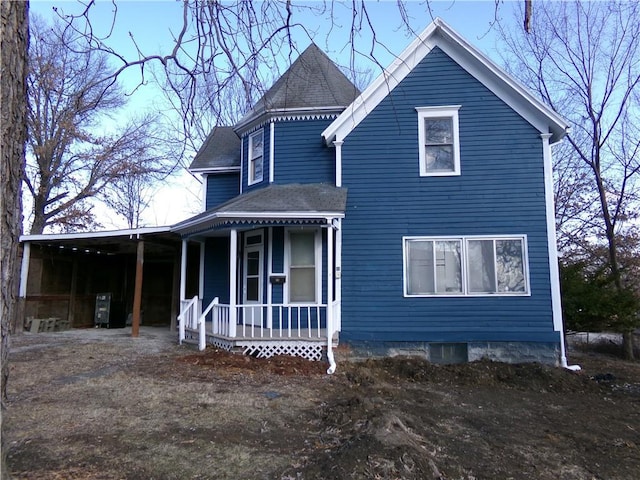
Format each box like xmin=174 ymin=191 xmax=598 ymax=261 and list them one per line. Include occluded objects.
xmin=1 ymin=0 xmax=29 ymax=478
xmin=622 ymin=331 xmax=635 ymax=361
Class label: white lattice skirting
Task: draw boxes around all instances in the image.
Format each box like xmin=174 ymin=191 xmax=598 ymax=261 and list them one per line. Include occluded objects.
xmin=209 ymin=337 xmax=234 ymax=351
xmin=242 ymin=341 xmax=324 ymax=361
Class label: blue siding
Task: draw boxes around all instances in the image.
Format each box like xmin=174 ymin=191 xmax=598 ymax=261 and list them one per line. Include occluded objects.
xmin=340 ymin=47 xmax=555 ymax=344
xmin=271 ymin=227 xmax=285 ymax=304
xmin=203 ymin=237 xmax=230 ymax=306
xmin=206 ymin=173 xmax=239 ymax=209
xmin=273 ymin=118 xmax=335 ymax=184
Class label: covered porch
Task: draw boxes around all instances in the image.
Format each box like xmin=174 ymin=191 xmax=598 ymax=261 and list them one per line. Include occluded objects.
xmin=173 ymin=184 xmax=346 ymax=369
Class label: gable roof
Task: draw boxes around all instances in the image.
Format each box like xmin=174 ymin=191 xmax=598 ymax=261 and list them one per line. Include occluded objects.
xmin=172 ymin=183 xmax=347 ymax=235
xmin=189 ymin=127 xmax=240 ymax=172
xmin=322 ymin=18 xmax=569 ymax=145
xmin=235 ymin=43 xmax=360 ymax=131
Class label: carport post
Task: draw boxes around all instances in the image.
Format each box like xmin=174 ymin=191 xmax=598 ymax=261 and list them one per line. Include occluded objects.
xmin=132 ymin=240 xmax=144 ymax=337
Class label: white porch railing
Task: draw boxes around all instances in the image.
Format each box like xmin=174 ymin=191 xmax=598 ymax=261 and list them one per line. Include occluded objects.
xmin=195 ymin=300 xmax=331 ymax=340
xmin=178 ymin=296 xmax=206 ymax=350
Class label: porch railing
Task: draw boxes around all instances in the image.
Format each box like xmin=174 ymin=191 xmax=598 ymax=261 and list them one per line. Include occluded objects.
xmin=178 ymin=296 xmax=206 ymax=350
xmin=198 ymin=300 xmax=330 ymax=340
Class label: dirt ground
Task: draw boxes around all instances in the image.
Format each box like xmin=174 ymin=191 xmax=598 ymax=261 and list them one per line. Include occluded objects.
xmin=3 ymin=327 xmax=640 ymax=480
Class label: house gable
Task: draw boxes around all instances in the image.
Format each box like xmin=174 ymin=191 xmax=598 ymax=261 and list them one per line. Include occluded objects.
xmin=322 ymin=18 xmax=568 ymax=146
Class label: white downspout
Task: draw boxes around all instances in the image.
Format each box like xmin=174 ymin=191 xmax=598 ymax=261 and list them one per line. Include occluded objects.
xmin=542 ymin=133 xmax=580 ymax=371
xmin=326 ymin=220 xmax=336 ymax=374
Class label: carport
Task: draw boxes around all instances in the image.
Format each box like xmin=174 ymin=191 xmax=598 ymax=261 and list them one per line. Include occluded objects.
xmin=18 ymin=227 xmax=199 ymax=335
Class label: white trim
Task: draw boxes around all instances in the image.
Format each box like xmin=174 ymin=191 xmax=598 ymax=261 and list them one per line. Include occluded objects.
xmin=269 ymin=121 xmax=275 ymax=183
xmin=248 ymin=129 xmax=264 ymax=186
xmin=416 ymin=106 xmax=461 ymax=177
xmin=267 ymin=227 xmax=273 ymax=329
xmin=322 ymin=18 xmax=569 ymax=146
xmin=229 ymin=229 xmax=238 ymax=336
xmin=239 ymin=135 xmax=244 ymax=194
xmin=201 ymin=173 xmax=208 ymax=211
xmin=334 ymin=140 xmax=343 ymax=187
xmin=19 ymin=241 xmax=30 ymax=298
xmin=235 ymin=107 xmax=343 ymax=132
xmin=334 ymin=218 xmax=342 ymax=331
xmin=403 ymin=234 xmax=531 ymax=297
xmin=20 ymin=226 xmax=172 ymax=243
xmin=326 ymin=223 xmax=336 ymax=374
xmin=284 ymin=227 xmax=322 ymax=304
xmin=180 ymin=240 xmax=187 ymax=301
xmin=173 ymin=212 xmax=343 ymax=235
xmin=541 ymin=134 xmax=569 ymax=367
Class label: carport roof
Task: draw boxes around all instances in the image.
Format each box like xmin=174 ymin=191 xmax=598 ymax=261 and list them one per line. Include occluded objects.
xmin=20 ymin=226 xmax=181 ymax=256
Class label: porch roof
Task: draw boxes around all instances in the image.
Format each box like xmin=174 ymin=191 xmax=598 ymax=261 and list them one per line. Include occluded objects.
xmin=173 ymin=183 xmax=347 ymax=236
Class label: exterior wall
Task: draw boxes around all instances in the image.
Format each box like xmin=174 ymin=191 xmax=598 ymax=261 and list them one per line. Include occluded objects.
xmin=240 ymin=117 xmax=336 ymax=193
xmin=273 ymin=118 xmax=336 ymax=184
xmin=203 ymin=237 xmax=230 ymax=306
xmin=340 ymin=47 xmax=558 ymax=346
xmin=205 ymin=172 xmax=240 ymax=209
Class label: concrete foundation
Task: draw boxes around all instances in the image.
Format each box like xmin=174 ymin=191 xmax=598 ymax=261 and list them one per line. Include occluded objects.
xmin=337 ymin=340 xmax=561 ymax=366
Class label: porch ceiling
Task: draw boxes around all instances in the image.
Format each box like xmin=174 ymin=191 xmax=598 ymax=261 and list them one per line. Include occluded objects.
xmin=173 ymin=183 xmax=347 ymax=236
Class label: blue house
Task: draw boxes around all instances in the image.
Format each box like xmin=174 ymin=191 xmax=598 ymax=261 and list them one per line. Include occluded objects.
xmin=174 ymin=19 xmax=570 ymax=372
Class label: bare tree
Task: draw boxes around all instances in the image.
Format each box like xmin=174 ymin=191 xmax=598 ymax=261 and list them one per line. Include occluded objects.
xmin=499 ymin=0 xmax=640 ymax=359
xmin=1 ymin=0 xmax=28 ymax=477
xmin=26 ymin=14 xmax=167 ymax=233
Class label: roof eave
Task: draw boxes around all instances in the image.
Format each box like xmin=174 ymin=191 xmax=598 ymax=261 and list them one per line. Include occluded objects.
xmin=189 ymin=166 xmax=240 ymax=174
xmin=172 ymin=211 xmax=345 ymax=236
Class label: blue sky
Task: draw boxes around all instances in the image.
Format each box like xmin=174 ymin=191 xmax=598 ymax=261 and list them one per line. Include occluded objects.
xmin=28 ymin=0 xmax=522 ymax=228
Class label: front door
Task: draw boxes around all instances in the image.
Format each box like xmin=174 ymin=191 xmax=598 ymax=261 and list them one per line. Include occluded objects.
xmin=243 ymin=232 xmax=263 ymax=326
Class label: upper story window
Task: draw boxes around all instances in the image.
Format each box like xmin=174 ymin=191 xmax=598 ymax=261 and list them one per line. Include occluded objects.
xmin=403 ymin=235 xmax=529 ymax=297
xmin=248 ymin=129 xmax=264 ymax=185
xmin=416 ymin=106 xmax=461 ymax=176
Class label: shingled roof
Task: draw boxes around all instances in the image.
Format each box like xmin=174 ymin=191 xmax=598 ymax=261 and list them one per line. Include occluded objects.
xmin=236 ymin=43 xmax=360 ymax=128
xmin=189 ymin=127 xmax=240 ymax=171
xmin=172 ymin=183 xmax=347 ymax=235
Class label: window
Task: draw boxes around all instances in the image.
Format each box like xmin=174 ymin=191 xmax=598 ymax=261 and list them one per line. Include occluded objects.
xmin=404 ymin=235 xmax=528 ymax=296
xmin=416 ymin=106 xmax=461 ymax=176
xmin=248 ymin=129 xmax=264 ymax=185
xmin=288 ymin=231 xmax=318 ymax=303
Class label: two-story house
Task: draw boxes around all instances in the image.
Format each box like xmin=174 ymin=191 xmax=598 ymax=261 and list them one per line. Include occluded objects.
xmin=174 ymin=18 xmax=570 ymax=373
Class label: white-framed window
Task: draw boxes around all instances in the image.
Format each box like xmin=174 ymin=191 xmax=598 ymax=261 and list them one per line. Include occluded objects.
xmin=286 ymin=229 xmax=320 ymax=303
xmin=416 ymin=106 xmax=461 ymax=176
xmin=403 ymin=235 xmax=529 ymax=297
xmin=248 ymin=129 xmax=264 ymax=185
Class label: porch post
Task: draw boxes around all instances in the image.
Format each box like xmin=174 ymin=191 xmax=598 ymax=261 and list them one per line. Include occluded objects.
xmin=267 ymin=227 xmax=273 ymax=329
xmin=335 ymin=218 xmax=342 ymax=330
xmin=326 ymin=221 xmax=336 ymax=374
xmin=229 ymin=228 xmax=237 ymax=337
xmin=199 ymin=240 xmax=205 ymax=299
xmin=131 ymin=240 xmax=144 ymax=338
xmin=19 ymin=241 xmax=30 ymax=298
xmin=180 ymin=239 xmax=187 ymax=302
xmin=17 ymin=241 xmax=31 ymax=333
